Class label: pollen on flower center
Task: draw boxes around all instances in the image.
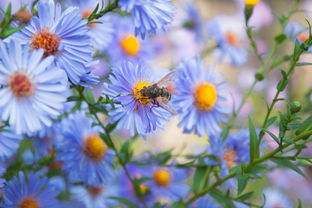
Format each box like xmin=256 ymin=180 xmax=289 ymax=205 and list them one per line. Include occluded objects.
xmin=120 ymin=35 xmax=141 ymax=56
xmin=9 ymin=72 xmax=35 ymax=97
xmin=83 ymin=135 xmax=107 ymax=162
xmin=133 ymin=81 xmax=152 ymax=105
xmin=225 ymin=32 xmax=239 ymax=47
xmin=19 ymin=197 xmax=39 ymax=208
xmin=88 ymin=185 xmax=104 ymax=196
xmin=223 ymin=149 xmax=238 ymax=168
xmin=31 ymin=29 xmax=61 ymax=57
xmin=298 ymin=33 xmax=309 ymax=43
xmin=139 ymin=184 xmax=149 ymax=195
xmin=153 ymin=170 xmax=171 ymax=187
xmin=193 ymin=83 xmax=217 ymax=111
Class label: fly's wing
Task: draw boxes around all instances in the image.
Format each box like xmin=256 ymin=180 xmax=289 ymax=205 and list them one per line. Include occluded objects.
xmin=155 ymin=71 xmax=177 ymax=93
xmin=155 ymin=97 xmax=177 ymax=115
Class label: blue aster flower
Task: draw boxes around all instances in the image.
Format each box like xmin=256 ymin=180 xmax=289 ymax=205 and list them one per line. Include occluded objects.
xmin=70 ymin=182 xmax=119 ymax=208
xmin=68 ymin=0 xmax=114 ymax=50
xmin=104 ymin=15 xmax=155 ymax=65
xmin=55 ymin=111 xmax=115 ymax=186
xmin=145 ymin=166 xmax=190 ymax=201
xmin=1 ymin=171 xmax=60 ymax=207
xmin=208 ymin=129 xmax=250 ymax=188
xmin=106 ymin=61 xmax=172 ymax=137
xmin=118 ymin=164 xmax=155 ymax=207
xmin=10 ymin=0 xmax=98 ymax=86
xmin=0 ymin=40 xmax=67 ymax=134
xmin=207 ymin=17 xmax=248 ymax=67
xmin=119 ymin=0 xmax=175 ymax=39
xmin=0 ymin=128 xmax=22 ymax=160
xmin=172 ymin=58 xmax=228 ymax=137
xmin=26 ymin=125 xmax=60 ymax=162
xmin=182 ymin=0 xmax=206 ymax=42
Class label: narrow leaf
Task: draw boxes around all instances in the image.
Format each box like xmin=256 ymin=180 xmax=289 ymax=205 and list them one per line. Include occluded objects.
xmin=249 ymin=117 xmax=259 ymax=162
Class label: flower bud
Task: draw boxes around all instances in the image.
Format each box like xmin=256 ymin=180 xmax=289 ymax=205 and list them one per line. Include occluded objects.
xmin=290 ymin=101 xmax=302 ymax=114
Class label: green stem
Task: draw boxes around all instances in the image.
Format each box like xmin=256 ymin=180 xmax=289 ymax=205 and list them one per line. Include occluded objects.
xmin=183 ymin=130 xmax=312 ymax=206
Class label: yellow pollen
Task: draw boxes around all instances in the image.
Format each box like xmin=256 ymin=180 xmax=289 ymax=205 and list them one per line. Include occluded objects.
xmin=83 ymin=135 xmax=107 ymax=162
xmin=139 ymin=184 xmax=149 ymax=195
xmin=31 ymin=29 xmax=61 ymax=57
xmin=298 ymin=33 xmax=309 ymax=43
xmin=245 ymin=0 xmax=260 ymax=6
xmin=153 ymin=170 xmax=171 ymax=187
xmin=223 ymin=149 xmax=238 ymax=168
xmin=19 ymin=197 xmax=39 ymax=208
xmin=120 ymin=35 xmax=141 ymax=56
xmin=193 ymin=83 xmax=217 ymax=112
xmin=133 ymin=81 xmax=152 ymax=105
xmin=9 ymin=72 xmax=35 ymax=97
xmin=225 ymin=32 xmax=239 ymax=47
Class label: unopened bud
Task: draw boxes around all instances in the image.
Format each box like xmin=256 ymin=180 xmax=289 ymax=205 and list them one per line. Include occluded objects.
xmin=12 ymin=10 xmax=32 ymax=25
xmin=290 ymin=101 xmax=302 ymax=114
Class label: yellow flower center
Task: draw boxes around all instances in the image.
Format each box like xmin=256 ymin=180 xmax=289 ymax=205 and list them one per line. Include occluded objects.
xmin=153 ymin=170 xmax=171 ymax=187
xmin=120 ymin=35 xmax=141 ymax=56
xmin=298 ymin=33 xmax=309 ymax=43
xmin=245 ymin=0 xmax=260 ymax=6
xmin=223 ymin=149 xmax=238 ymax=168
xmin=193 ymin=83 xmax=217 ymax=112
xmin=133 ymin=81 xmax=152 ymax=105
xmin=225 ymin=31 xmax=239 ymax=47
xmin=139 ymin=184 xmax=149 ymax=195
xmin=19 ymin=197 xmax=39 ymax=208
xmin=31 ymin=28 xmax=61 ymax=57
xmin=9 ymin=72 xmax=35 ymax=97
xmin=83 ymin=135 xmax=107 ymax=162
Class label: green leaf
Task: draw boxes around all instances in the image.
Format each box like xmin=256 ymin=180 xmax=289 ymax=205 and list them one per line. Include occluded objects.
xmin=110 ymin=197 xmax=137 ymax=208
xmin=248 ymin=117 xmax=259 ymax=162
xmin=264 ymin=130 xmax=279 ymax=144
xmin=209 ymin=190 xmax=236 ymax=208
xmin=270 ymin=158 xmax=305 ymax=177
xmin=283 ymin=138 xmax=296 ymax=144
xmin=296 ymin=62 xmax=312 ymax=66
xmin=264 ymin=116 xmax=277 ymax=128
xmin=120 ymin=140 xmax=133 ymax=163
xmin=192 ymin=166 xmax=209 ymax=193
xmin=235 ymin=192 xmax=254 ymax=201
xmin=236 ymin=168 xmax=248 ymax=194
xmin=66 ymin=96 xmax=80 ymax=102
xmin=275 ymin=34 xmax=287 ymax=44
xmin=85 ymin=88 xmax=96 ymax=104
